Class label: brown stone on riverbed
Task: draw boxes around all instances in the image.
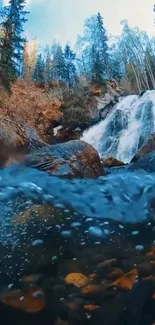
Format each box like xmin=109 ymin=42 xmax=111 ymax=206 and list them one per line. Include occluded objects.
xmin=22 ymin=140 xmax=105 ymax=178
xmin=101 ymin=156 xmax=125 ymax=168
xmin=0 ymin=288 xmax=45 ymax=313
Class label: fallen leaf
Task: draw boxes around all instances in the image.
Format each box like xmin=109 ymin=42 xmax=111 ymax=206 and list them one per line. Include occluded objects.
xmin=84 ymin=304 xmax=100 ymax=311
xmin=112 ymin=269 xmax=138 ymax=290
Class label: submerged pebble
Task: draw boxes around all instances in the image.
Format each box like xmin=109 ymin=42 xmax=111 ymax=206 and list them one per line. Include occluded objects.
xmin=32 ymin=291 xmax=44 ymax=299
xmin=104 ymin=229 xmax=110 ymax=235
xmin=55 ymin=203 xmax=65 ymax=209
xmin=71 ymin=222 xmax=81 ymax=228
xmin=52 ymin=256 xmax=58 ymax=262
xmin=131 ymin=231 xmax=139 ymax=236
xmin=8 ymin=283 xmax=13 ymax=289
xmin=32 ymin=239 xmax=44 ymax=247
xmin=61 ymin=230 xmax=72 ymax=238
xmin=135 ymin=245 xmax=144 ymax=251
xmin=89 ymin=226 xmax=103 ymax=238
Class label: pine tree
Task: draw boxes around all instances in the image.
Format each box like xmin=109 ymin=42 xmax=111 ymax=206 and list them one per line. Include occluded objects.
xmin=33 ymin=54 xmax=45 ymax=85
xmin=0 ymin=0 xmax=29 ymax=91
xmin=52 ymin=45 xmax=66 ymax=81
xmin=96 ymin=13 xmax=109 ymax=77
xmin=44 ymin=48 xmax=52 ymax=85
xmin=91 ymin=45 xmax=103 ymax=84
xmin=77 ymin=13 xmax=109 ymax=85
xmin=64 ymin=44 xmax=76 ymax=88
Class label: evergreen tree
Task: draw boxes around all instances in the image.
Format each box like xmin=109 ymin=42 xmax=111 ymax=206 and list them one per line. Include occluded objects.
xmin=33 ymin=54 xmax=45 ymax=85
xmin=52 ymin=45 xmax=66 ymax=81
xmin=109 ymin=45 xmax=123 ymax=81
xmin=95 ymin=13 xmax=109 ymax=77
xmin=0 ymin=0 xmax=29 ymax=91
xmin=44 ymin=49 xmax=52 ymax=85
xmin=91 ymin=45 xmax=104 ymax=84
xmin=64 ymin=44 xmax=76 ymax=87
xmin=76 ymin=13 xmax=109 ymax=84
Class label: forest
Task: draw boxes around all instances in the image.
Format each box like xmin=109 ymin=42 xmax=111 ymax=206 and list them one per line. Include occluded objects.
xmin=0 ymin=0 xmax=155 ymax=95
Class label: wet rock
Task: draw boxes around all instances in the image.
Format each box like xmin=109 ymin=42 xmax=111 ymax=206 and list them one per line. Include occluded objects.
xmin=137 ymin=262 xmax=153 ymax=278
xmin=0 ymin=288 xmax=45 ymax=313
xmin=101 ymin=156 xmax=125 ymax=168
xmin=88 ymin=292 xmax=128 ymax=325
xmin=0 ymin=301 xmax=52 ymax=325
xmin=67 ymin=303 xmax=87 ymax=325
xmin=44 ymin=283 xmax=68 ymax=321
xmin=139 ymin=90 xmax=147 ymax=97
xmin=124 ymin=280 xmax=155 ymax=325
xmin=81 ymin=284 xmax=100 ymax=296
xmin=96 ymin=259 xmax=117 ymax=278
xmin=22 ymin=274 xmax=43 ymax=285
xmin=129 ymin=150 xmax=155 ymax=173
xmin=121 ymin=260 xmax=135 ymax=273
xmin=23 ymin=140 xmax=104 ymax=178
xmin=107 ymin=268 xmax=124 ymax=281
xmin=131 ymin=133 xmax=155 ymax=163
xmin=54 ymin=318 xmax=69 ymax=325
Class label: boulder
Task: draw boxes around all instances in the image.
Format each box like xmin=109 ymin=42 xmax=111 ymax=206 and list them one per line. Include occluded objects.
xmin=22 ymin=140 xmax=105 ymax=178
xmin=101 ymin=157 xmax=125 ymax=168
xmin=129 ymin=150 xmax=155 ymax=173
xmin=131 ymin=133 xmax=155 ymax=163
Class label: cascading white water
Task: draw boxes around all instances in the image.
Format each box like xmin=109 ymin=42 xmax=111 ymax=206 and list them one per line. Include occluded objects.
xmin=82 ymin=90 xmax=155 ymax=163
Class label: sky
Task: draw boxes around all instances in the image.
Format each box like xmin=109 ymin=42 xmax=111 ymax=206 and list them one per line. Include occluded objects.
xmin=1 ymin=0 xmax=155 ymax=46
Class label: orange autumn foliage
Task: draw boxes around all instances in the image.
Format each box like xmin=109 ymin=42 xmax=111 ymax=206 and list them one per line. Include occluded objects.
xmin=0 ymin=80 xmax=62 ymax=143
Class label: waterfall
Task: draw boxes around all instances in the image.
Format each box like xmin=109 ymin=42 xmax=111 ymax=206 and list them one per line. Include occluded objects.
xmin=82 ymin=90 xmax=155 ymax=163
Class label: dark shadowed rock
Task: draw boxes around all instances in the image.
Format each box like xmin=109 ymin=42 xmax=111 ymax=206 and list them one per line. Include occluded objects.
xmin=22 ymin=140 xmax=104 ymax=178
xmin=0 ymin=300 xmax=53 ymax=325
xmin=101 ymin=156 xmax=125 ymax=168
xmin=123 ymin=280 xmax=155 ymax=325
xmin=55 ymin=126 xmax=81 ymax=143
xmin=129 ymin=151 xmax=155 ymax=173
xmin=131 ymin=133 xmax=155 ymax=163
